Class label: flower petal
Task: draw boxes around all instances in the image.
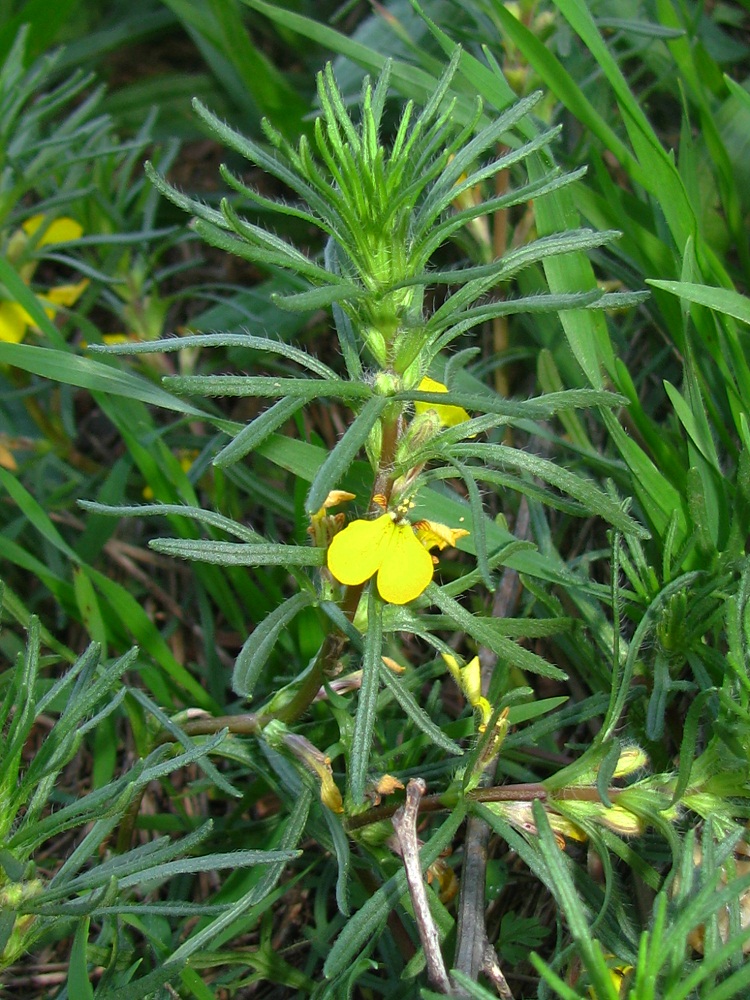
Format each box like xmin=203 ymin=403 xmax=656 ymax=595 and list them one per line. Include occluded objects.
xmin=43 ymin=277 xmax=89 ymax=308
xmin=327 ymin=513 xmax=394 ymax=587
xmin=23 ymin=215 xmax=83 ymax=246
xmin=415 ymin=376 xmax=470 ymax=427
xmin=0 ymin=302 xmax=29 ymax=343
xmin=376 ymin=521 xmax=433 ymax=604
xmin=414 ymin=518 xmax=470 ymax=551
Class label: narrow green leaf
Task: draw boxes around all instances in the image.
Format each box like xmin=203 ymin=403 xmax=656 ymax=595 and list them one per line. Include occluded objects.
xmin=506 ymin=696 xmax=569 ymax=725
xmin=670 ymin=690 xmax=714 ymax=807
xmin=595 ymin=739 xmax=622 ymax=809
xmin=180 ymin=967 xmax=217 ymax=1000
xmin=72 ymin=566 xmax=107 ymax=650
xmin=532 ymin=802 xmax=619 ymax=998
xmin=78 ymin=501 xmax=262 ymax=543
xmin=452 ymin=443 xmax=648 ymax=538
xmin=448 ymin=459 xmax=492 ymax=589
xmin=98 ymin=965 xmax=182 ymax=1000
xmin=349 ymin=593 xmax=383 ymax=804
xmin=396 ymin=387 xmax=625 ymax=420
xmin=273 ymin=283 xmax=364 ymax=312
xmin=378 ymin=659 xmax=463 ymax=756
xmin=233 ymin=591 xmax=316 ymax=698
xmin=647 ymin=279 xmax=750 ymax=326
xmin=149 ymin=538 xmax=325 ymax=568
xmin=663 ymin=380 xmax=720 ymax=471
xmin=213 ymin=397 xmax=307 ymax=468
xmin=163 ymin=374 xmax=371 ymax=401
xmin=426 ymin=585 xmax=566 ymax=680
xmin=89 ymin=331 xmax=339 ymax=379
xmin=602 ymin=408 xmax=688 ymax=541
xmin=322 ymin=808 xmax=351 ymax=917
xmin=118 ymin=849 xmax=301 ymax=889
xmin=0 ymin=340 xmax=208 ymax=418
xmin=67 ymin=918 xmax=94 ymax=1000
xmin=306 ymin=396 xmax=388 ymax=513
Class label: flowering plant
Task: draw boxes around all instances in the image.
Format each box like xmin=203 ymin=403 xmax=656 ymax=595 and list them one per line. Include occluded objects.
xmin=87 ymin=53 xmax=679 ymax=993
xmin=0 ymin=214 xmax=87 ymax=344
xmin=91 ymin=49 xmax=650 ymax=801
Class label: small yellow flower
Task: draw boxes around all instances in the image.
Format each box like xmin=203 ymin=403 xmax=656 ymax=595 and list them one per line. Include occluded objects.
xmin=327 ymin=508 xmax=468 ymax=605
xmin=414 ymin=376 xmax=470 ymax=427
xmin=441 ymin=653 xmax=493 ymax=729
xmin=327 ymin=512 xmax=434 ymax=604
xmin=0 ymin=214 xmax=86 ymax=344
xmin=21 ymin=215 xmax=82 ymax=246
xmin=587 ymin=955 xmax=634 ymax=999
xmin=282 ymin=732 xmax=343 ymax=814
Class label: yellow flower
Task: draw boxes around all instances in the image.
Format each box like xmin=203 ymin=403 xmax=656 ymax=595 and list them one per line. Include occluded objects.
xmin=414 ymin=376 xmax=470 ymax=427
xmin=327 ymin=510 xmax=468 ymax=605
xmin=587 ymin=955 xmax=633 ymax=999
xmin=441 ymin=653 xmax=493 ymax=729
xmin=0 ymin=214 xmax=86 ymax=343
xmin=21 ymin=215 xmax=82 ymax=247
xmin=280 ymin=732 xmax=343 ymax=814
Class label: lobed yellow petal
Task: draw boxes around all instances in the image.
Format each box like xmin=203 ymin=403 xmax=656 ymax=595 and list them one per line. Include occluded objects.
xmin=415 ymin=376 xmax=470 ymax=427
xmin=415 ymin=518 xmax=470 ymax=551
xmin=22 ymin=215 xmax=83 ymax=246
xmin=327 ymin=514 xmax=394 ymax=587
xmin=376 ymin=520 xmax=434 ymax=604
xmin=43 ymin=277 xmax=89 ymax=309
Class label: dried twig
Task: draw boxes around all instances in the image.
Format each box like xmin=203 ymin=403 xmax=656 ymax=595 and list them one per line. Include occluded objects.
xmin=391 ymin=778 xmax=451 ymax=992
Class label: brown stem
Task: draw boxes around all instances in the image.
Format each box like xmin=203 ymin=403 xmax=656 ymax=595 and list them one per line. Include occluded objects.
xmin=392 ymin=779 xmax=452 ymax=992
xmin=370 ymin=408 xmax=401 ymax=508
xmin=345 ymin=782 xmax=626 ymax=833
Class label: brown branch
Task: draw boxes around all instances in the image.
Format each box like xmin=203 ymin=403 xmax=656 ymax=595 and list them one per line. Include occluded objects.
xmin=391 ymin=779 xmax=451 ymax=993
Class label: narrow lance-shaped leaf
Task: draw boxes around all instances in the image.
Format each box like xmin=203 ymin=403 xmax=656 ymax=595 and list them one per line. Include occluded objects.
xmin=378 ymin=659 xmax=463 ymax=756
xmin=0 ymin=342 xmax=209 ymax=420
xmin=323 ymin=807 xmax=352 ymax=917
xmin=349 ymin=591 xmax=383 ymax=804
xmin=273 ymin=282 xmax=365 ymax=312
xmin=396 ymin=386 xmax=626 ymax=420
xmin=233 ymin=590 xmax=317 ymax=698
xmin=163 ymin=374 xmax=372 ymax=401
xmin=213 ymin=397 xmax=308 ymax=468
xmin=67 ymin=919 xmax=95 ymax=1000
xmin=453 ymin=442 xmax=649 ymax=538
xmin=149 ymin=538 xmax=325 ymax=568
xmin=448 ymin=458 xmax=492 ymax=590
xmin=89 ymin=332 xmax=339 ymax=379
xmin=307 ymin=395 xmax=388 ymax=512
xmin=426 ymin=584 xmax=567 ymax=680
xmin=78 ymin=500 xmax=264 ymax=543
